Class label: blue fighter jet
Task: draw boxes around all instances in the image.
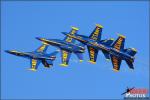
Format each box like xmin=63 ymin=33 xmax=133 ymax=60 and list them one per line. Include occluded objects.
xmin=36 ymin=27 xmax=85 ymax=67
xmin=62 ymin=24 xmax=114 ymax=63
xmin=5 ymin=43 xmax=59 ymax=71
xmin=63 ymin=24 xmax=137 ymax=71
xmin=107 ymin=35 xmax=137 ymax=71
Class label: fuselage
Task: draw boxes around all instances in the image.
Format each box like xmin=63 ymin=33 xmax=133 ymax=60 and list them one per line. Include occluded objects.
xmin=37 ymin=38 xmax=85 ymax=53
xmin=69 ymin=35 xmax=134 ymax=61
xmin=5 ymin=50 xmax=55 ymax=60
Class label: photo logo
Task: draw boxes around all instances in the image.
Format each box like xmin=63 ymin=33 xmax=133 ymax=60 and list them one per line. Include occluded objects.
xmin=122 ymin=87 xmax=149 ymax=99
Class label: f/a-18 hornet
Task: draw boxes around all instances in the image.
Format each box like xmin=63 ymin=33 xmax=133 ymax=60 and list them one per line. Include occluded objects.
xmin=36 ymin=27 xmax=85 ymax=67
xmin=5 ymin=43 xmax=59 ymax=71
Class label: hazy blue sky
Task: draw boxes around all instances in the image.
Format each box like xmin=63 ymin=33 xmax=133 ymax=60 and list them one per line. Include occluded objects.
xmin=1 ymin=1 xmax=149 ymax=99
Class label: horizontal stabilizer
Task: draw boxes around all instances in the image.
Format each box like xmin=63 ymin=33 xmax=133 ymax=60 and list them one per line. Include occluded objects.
xmin=102 ymin=50 xmax=110 ymax=60
xmin=124 ymin=48 xmax=137 ymax=56
xmin=125 ymin=60 xmax=134 ymax=69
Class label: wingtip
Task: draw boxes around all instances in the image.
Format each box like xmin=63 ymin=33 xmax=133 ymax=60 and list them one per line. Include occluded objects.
xmin=110 ymin=38 xmax=114 ymax=40
xmin=106 ymin=59 xmax=110 ymax=61
xmin=71 ymin=26 xmax=79 ymax=30
xmin=131 ymin=48 xmax=137 ymax=52
xmin=28 ymin=68 xmax=37 ymax=71
xmin=88 ymin=60 xmax=96 ymax=64
xmin=117 ymin=34 xmax=126 ymax=38
xmin=60 ymin=64 xmax=68 ymax=67
xmin=129 ymin=68 xmax=134 ymax=71
xmin=79 ymin=60 xmax=83 ymax=62
xmin=96 ymin=24 xmax=103 ymax=28
xmin=112 ymin=68 xmax=119 ymax=72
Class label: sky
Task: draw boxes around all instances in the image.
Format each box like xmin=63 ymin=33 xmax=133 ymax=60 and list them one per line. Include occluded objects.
xmin=1 ymin=1 xmax=149 ymax=99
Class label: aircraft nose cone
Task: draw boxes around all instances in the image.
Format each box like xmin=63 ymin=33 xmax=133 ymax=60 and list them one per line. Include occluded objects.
xmin=36 ymin=37 xmax=48 ymax=42
xmin=5 ymin=50 xmax=17 ymax=55
xmin=5 ymin=50 xmax=10 ymax=53
xmin=36 ymin=37 xmax=43 ymax=41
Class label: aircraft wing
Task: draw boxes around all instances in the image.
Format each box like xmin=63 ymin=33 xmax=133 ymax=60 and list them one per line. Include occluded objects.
xmin=36 ymin=44 xmax=48 ymax=53
xmin=112 ymin=34 xmax=125 ymax=51
xmin=87 ymin=46 xmax=98 ymax=64
xmin=29 ymin=59 xmax=41 ymax=71
xmin=89 ymin=24 xmax=103 ymax=42
xmin=102 ymin=50 xmax=110 ymax=60
xmin=64 ymin=27 xmax=79 ymax=43
xmin=110 ymin=55 xmax=122 ymax=72
xmin=60 ymin=50 xmax=71 ymax=66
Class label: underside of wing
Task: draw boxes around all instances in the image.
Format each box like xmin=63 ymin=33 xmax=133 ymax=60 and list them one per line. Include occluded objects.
xmin=36 ymin=44 xmax=48 ymax=53
xmin=60 ymin=50 xmax=71 ymax=66
xmin=110 ymin=55 xmax=122 ymax=72
xmin=102 ymin=50 xmax=110 ymax=60
xmin=29 ymin=59 xmax=41 ymax=71
xmin=87 ymin=46 xmax=98 ymax=64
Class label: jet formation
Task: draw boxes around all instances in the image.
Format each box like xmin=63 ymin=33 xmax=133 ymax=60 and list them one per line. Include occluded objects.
xmin=6 ymin=24 xmax=137 ymax=72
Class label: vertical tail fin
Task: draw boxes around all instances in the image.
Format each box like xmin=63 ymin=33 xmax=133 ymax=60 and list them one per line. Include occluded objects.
xmin=63 ymin=26 xmax=79 ymax=43
xmin=124 ymin=48 xmax=137 ymax=56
